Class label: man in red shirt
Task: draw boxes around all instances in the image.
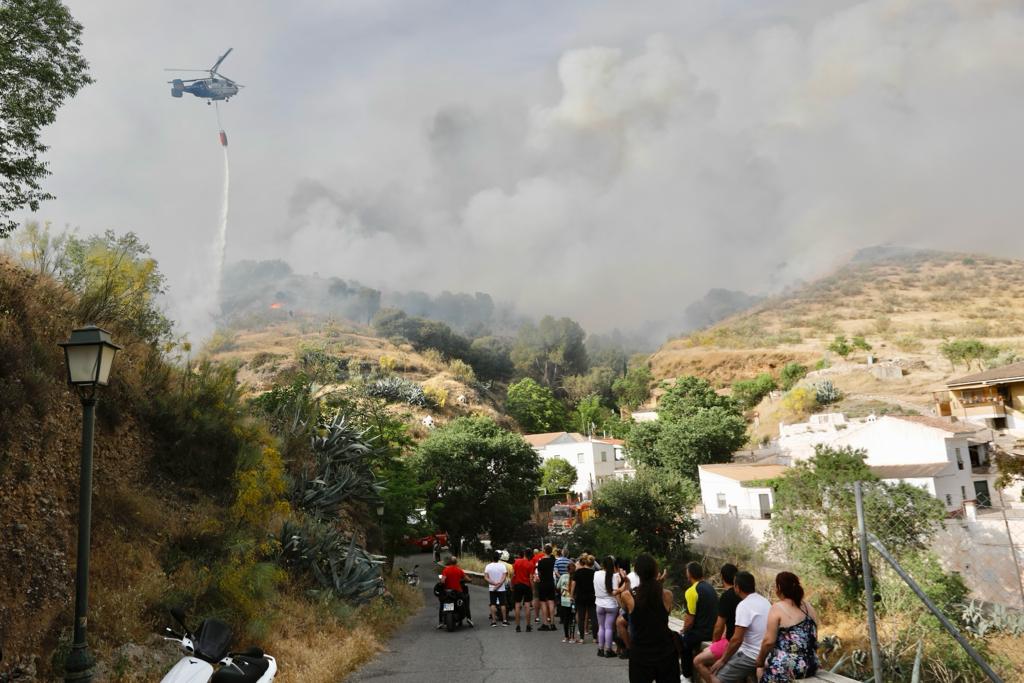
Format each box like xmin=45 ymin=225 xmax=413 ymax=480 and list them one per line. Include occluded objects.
xmin=512 ymin=548 xmax=535 ymax=632
xmin=438 ymin=556 xmax=474 ymax=628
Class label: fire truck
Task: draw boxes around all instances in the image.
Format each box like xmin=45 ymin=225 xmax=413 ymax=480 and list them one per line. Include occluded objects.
xmin=547 ymin=501 xmax=596 ymax=534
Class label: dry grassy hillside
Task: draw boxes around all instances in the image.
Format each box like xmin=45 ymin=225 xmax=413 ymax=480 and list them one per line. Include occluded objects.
xmin=203 ymin=316 xmax=504 ymax=433
xmin=650 ymin=249 xmax=1024 ymax=431
xmin=0 ymin=259 xmax=422 ymax=681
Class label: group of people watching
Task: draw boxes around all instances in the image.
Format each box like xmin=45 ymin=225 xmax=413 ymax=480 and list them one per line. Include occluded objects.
xmin=678 ymin=561 xmax=819 ymax=683
xmin=445 ymin=546 xmax=820 ymax=683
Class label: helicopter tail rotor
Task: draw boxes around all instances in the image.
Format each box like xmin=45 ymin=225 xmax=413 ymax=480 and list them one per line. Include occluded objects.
xmin=170 ymin=79 xmax=184 ymax=98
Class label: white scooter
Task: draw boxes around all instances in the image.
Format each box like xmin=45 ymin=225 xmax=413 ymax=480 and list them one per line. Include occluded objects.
xmin=160 ymin=608 xmax=277 ymax=683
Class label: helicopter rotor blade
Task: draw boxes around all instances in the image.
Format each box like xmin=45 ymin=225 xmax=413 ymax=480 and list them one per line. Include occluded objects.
xmin=163 ymin=69 xmax=210 ymax=72
xmin=210 ymin=47 xmax=233 ymax=74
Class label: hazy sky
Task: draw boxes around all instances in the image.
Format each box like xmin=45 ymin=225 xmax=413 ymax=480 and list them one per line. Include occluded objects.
xmin=23 ymin=0 xmax=1024 ymax=339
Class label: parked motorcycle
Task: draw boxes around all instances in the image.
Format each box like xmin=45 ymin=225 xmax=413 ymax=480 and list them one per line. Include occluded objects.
xmin=433 ymin=577 xmax=468 ymax=632
xmin=159 ymin=607 xmax=277 ymax=683
xmin=399 ymin=564 xmax=420 ymax=586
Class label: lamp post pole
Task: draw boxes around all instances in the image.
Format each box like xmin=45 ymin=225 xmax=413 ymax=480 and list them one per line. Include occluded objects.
xmin=58 ymin=325 xmax=120 ymax=683
xmin=64 ymin=396 xmax=97 ymax=682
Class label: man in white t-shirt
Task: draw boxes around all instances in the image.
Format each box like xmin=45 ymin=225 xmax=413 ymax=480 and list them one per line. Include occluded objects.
xmin=707 ymin=571 xmax=770 ymax=683
xmin=484 ymin=551 xmax=510 ymax=627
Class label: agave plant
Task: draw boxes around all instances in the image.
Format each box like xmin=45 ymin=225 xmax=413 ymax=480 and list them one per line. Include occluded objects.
xmin=279 ymin=520 xmax=384 ymax=603
xmin=294 ymin=414 xmax=385 ymax=519
xmin=814 ymin=380 xmax=842 ymax=405
xmin=366 ymin=376 xmax=429 ymax=407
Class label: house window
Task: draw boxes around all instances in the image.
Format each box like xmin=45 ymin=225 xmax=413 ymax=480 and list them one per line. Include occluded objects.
xmin=961 ymin=485 xmax=967 ymax=501
xmin=945 ymin=494 xmax=953 ymax=506
xmin=956 ymin=447 xmax=963 ymax=470
xmin=717 ymin=493 xmax=727 ymax=509
xmin=577 ymin=453 xmax=584 ymax=464
xmin=601 ymin=452 xmax=607 ymax=462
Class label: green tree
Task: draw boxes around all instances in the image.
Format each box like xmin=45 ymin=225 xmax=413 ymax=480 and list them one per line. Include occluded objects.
xmin=511 ymin=315 xmax=588 ymax=387
xmin=506 ymin=378 xmax=567 ymax=433
xmin=646 ymin=407 xmax=748 ymax=479
xmin=563 ymin=366 xmax=616 ymax=406
xmin=612 ymin=365 xmax=653 ymax=409
xmin=414 ymin=417 xmax=541 ymax=544
xmin=0 ymin=0 xmax=92 ymax=236
xmin=585 ymin=332 xmax=630 ymax=376
xmin=541 ymin=457 xmax=578 ymax=493
xmin=625 ymin=420 xmax=663 ymax=467
xmin=592 ymin=467 xmax=700 ymax=558
xmin=657 ymin=376 xmax=737 ymax=421
xmin=9 ymin=220 xmax=69 ymax=274
xmin=571 ymin=393 xmax=612 ymax=435
xmin=62 ymin=230 xmax=172 ymax=344
xmin=467 ymin=335 xmax=515 ymax=381
xmin=769 ymin=445 xmax=945 ymax=600
xmin=731 ymin=372 xmax=777 ymax=411
xmin=780 ymin=362 xmax=808 ymax=390
xmin=828 ymin=335 xmax=852 ymax=358
xmin=939 ymin=338 xmax=1000 ymax=371
xmin=627 ymin=376 xmax=747 ymax=478
xmin=851 ymin=335 xmax=872 ymax=352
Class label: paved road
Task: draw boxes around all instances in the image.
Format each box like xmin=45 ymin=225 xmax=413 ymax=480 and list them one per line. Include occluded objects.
xmin=351 ymin=555 xmax=628 ymax=682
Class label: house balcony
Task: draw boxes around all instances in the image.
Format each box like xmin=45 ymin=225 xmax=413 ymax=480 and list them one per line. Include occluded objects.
xmin=949 ymin=393 xmax=1007 ymax=420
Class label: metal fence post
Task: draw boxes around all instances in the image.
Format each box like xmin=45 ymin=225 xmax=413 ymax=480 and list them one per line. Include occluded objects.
xmin=855 ymin=481 xmax=884 ymax=683
xmin=867 ymin=532 xmax=1004 ymax=683
xmin=997 ymin=489 xmax=1024 ymax=610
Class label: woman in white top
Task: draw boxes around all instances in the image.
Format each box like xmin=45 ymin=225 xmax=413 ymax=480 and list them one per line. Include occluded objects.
xmin=593 ymin=555 xmax=622 ymax=657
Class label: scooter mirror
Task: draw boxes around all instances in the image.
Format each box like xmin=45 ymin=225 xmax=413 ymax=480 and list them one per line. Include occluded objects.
xmin=170 ymin=607 xmax=188 ymax=630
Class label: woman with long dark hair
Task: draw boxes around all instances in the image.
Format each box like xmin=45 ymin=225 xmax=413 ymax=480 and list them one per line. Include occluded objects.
xmin=617 ymin=554 xmax=679 ymax=682
xmin=755 ymin=571 xmax=819 ymax=681
xmin=571 ymin=555 xmax=596 ymax=644
xmin=593 ymin=555 xmax=621 ymax=656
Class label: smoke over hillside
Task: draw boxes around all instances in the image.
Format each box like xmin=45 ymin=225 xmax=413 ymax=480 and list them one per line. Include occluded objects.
xmin=32 ymin=1 xmax=1024 ymax=342
xmin=272 ymin=0 xmax=1024 ymax=336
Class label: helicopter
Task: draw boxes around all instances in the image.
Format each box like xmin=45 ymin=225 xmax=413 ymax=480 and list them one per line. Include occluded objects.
xmin=165 ymin=48 xmax=243 ymax=103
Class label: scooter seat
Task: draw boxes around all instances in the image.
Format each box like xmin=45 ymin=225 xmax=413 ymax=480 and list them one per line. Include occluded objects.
xmin=210 ymin=655 xmax=270 ymax=682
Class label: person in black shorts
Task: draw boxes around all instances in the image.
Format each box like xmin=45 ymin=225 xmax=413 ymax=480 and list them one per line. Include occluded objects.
xmin=571 ymin=555 xmax=596 ymax=643
xmin=511 ymin=548 xmax=535 ymax=632
xmin=536 ymin=544 xmax=557 ymax=630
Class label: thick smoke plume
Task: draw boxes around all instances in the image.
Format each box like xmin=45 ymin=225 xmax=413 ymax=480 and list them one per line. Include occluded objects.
xmin=32 ymin=1 xmax=1024 ymax=342
xmin=275 ymin=0 xmax=1024 ymax=338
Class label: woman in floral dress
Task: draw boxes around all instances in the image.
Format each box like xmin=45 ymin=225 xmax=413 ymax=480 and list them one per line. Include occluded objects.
xmin=755 ymin=572 xmax=820 ymax=681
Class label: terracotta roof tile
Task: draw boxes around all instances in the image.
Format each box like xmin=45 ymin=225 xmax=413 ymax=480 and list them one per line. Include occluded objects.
xmin=947 ymin=361 xmax=1024 ymax=387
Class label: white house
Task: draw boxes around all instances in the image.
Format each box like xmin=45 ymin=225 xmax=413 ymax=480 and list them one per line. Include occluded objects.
xmin=524 ymin=432 xmax=620 ymax=498
xmin=698 ymin=464 xmax=789 ymax=519
xmin=778 ymin=413 xmax=997 ymax=512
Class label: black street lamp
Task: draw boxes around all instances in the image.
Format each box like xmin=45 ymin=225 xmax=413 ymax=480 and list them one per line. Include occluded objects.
xmin=58 ymin=326 xmax=121 ymax=683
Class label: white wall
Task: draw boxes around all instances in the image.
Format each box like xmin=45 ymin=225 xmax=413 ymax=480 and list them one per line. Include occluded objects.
xmin=536 ymin=440 xmax=618 ymax=497
xmin=698 ymin=469 xmax=775 ymax=519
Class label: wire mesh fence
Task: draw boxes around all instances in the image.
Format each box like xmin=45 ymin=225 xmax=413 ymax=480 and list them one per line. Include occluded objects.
xmin=857 ymin=481 xmax=1024 ymax=682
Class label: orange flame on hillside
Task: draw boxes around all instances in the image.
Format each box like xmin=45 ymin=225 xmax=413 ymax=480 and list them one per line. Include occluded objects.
xmin=269 ymin=303 xmax=284 ymax=310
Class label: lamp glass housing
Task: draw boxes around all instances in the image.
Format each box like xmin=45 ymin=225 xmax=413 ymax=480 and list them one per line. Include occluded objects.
xmin=59 ymin=326 xmax=121 ymax=387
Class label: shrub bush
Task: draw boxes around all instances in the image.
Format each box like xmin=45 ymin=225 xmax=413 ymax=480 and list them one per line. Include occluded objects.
xmin=447 ymin=358 xmax=476 ymax=383
xmin=780 ymin=362 xmax=808 ymax=390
